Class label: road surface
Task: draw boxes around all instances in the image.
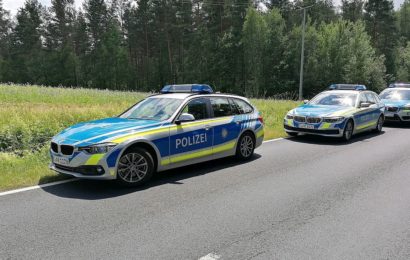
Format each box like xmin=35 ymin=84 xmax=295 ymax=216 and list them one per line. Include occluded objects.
xmin=1 ymin=125 xmax=410 ymax=259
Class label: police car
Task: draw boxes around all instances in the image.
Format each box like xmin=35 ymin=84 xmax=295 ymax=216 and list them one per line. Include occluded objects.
xmin=379 ymin=83 xmax=410 ymax=122
xmin=49 ymin=84 xmax=264 ymax=186
xmin=284 ymin=84 xmax=385 ymax=141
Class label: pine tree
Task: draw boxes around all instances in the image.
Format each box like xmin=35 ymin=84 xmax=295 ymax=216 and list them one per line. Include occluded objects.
xmin=9 ymin=0 xmax=45 ymax=83
xmin=341 ymin=0 xmax=364 ymax=22
xmin=364 ymin=0 xmax=397 ymax=76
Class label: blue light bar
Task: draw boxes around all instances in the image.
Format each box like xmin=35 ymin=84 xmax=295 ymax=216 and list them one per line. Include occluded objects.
xmin=388 ymin=83 xmax=410 ymax=88
xmin=329 ymin=84 xmax=366 ymax=91
xmin=161 ymin=84 xmax=213 ymax=94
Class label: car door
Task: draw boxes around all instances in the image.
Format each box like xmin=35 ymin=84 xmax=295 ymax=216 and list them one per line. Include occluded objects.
xmin=208 ymin=96 xmax=241 ymax=158
xmin=354 ymin=92 xmax=378 ymax=131
xmin=168 ymin=97 xmax=214 ymax=166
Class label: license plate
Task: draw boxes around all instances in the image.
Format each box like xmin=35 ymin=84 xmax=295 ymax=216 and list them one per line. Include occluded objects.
xmin=299 ymin=124 xmax=315 ymax=129
xmin=385 ymin=112 xmax=394 ymax=117
xmin=53 ymin=156 xmax=69 ymax=166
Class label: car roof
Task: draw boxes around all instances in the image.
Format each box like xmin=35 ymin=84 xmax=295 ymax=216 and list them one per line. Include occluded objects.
xmin=323 ymin=90 xmax=362 ymax=94
xmin=148 ymin=92 xmax=249 ymax=101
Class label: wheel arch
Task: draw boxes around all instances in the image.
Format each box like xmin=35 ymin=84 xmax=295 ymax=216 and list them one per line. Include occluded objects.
xmin=117 ymin=140 xmax=160 ymax=172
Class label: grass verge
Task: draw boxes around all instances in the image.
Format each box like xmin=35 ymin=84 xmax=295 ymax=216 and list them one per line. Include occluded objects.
xmin=0 ymin=84 xmax=299 ymax=191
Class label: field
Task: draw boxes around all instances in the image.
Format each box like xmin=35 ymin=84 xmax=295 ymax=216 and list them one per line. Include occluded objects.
xmin=0 ymin=84 xmax=299 ymax=191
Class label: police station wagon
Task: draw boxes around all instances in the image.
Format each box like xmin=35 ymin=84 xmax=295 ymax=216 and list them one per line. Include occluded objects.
xmin=50 ymin=84 xmax=264 ymax=186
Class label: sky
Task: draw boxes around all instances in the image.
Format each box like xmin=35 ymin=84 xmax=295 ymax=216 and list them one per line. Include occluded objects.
xmin=3 ymin=0 xmax=406 ymax=15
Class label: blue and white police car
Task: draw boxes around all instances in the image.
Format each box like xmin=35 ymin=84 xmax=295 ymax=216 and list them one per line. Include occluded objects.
xmin=284 ymin=84 xmax=385 ymax=141
xmin=379 ymin=83 xmax=410 ymax=122
xmin=49 ymin=84 xmax=264 ymax=186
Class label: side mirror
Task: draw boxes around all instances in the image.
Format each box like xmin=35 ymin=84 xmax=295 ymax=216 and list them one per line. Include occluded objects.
xmin=175 ymin=113 xmax=195 ymax=125
xmin=303 ymin=100 xmax=309 ymax=104
xmin=360 ymin=102 xmax=371 ymax=108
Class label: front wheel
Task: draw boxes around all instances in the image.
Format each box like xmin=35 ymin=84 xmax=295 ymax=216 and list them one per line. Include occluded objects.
xmin=373 ymin=115 xmax=384 ymax=133
xmin=236 ymin=132 xmax=255 ymax=160
xmin=342 ymin=120 xmax=354 ymax=141
xmin=116 ymin=147 xmax=154 ymax=187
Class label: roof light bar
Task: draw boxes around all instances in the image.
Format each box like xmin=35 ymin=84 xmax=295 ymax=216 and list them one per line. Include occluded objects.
xmin=388 ymin=83 xmax=410 ymax=88
xmin=329 ymin=84 xmax=366 ymax=91
xmin=160 ymin=84 xmax=214 ymax=94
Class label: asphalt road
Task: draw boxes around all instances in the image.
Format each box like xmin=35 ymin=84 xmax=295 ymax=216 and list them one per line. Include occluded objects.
xmin=1 ymin=125 xmax=410 ymax=260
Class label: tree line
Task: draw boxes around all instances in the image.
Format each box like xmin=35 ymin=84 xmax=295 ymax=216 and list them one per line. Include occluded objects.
xmin=0 ymin=0 xmax=409 ymax=98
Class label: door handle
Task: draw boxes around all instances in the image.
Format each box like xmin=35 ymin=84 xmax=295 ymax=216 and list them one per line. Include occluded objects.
xmin=204 ymin=125 xmax=212 ymax=131
xmin=235 ymin=120 xmax=241 ymax=125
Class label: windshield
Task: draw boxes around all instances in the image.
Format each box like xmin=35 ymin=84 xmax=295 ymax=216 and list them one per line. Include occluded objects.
xmin=309 ymin=92 xmax=357 ymax=107
xmin=379 ymin=89 xmax=410 ymax=101
xmin=120 ymin=97 xmax=183 ymax=121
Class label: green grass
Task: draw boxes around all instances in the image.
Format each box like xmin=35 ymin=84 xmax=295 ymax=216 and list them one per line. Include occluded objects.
xmin=0 ymin=84 xmax=299 ymax=191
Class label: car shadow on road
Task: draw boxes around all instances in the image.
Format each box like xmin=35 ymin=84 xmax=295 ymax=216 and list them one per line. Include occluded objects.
xmin=383 ymin=121 xmax=410 ymax=128
xmin=40 ymin=154 xmax=262 ymax=200
xmin=286 ymin=130 xmax=385 ymax=146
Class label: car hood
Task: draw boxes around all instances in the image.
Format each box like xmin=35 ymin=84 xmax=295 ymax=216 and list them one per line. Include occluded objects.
xmin=290 ymin=104 xmax=357 ymax=117
xmin=381 ymin=99 xmax=410 ymax=107
xmin=52 ymin=117 xmax=164 ymax=146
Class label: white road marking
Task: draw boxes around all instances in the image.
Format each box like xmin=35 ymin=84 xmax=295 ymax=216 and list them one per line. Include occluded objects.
xmin=263 ymin=137 xmax=286 ymax=143
xmin=0 ymin=136 xmax=286 ymax=197
xmin=0 ymin=179 xmax=77 ymax=197
xmin=199 ymin=253 xmax=221 ymax=260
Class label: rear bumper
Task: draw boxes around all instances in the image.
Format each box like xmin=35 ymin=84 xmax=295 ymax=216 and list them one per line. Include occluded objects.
xmin=284 ymin=125 xmax=343 ymax=137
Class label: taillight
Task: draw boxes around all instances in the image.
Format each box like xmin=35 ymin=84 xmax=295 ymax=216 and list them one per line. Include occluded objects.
xmin=257 ymin=115 xmax=264 ymax=124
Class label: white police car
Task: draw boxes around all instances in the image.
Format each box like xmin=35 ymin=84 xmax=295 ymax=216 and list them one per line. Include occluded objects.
xmin=379 ymin=83 xmax=410 ymax=122
xmin=50 ymin=84 xmax=264 ymax=186
xmin=284 ymin=84 xmax=385 ymax=141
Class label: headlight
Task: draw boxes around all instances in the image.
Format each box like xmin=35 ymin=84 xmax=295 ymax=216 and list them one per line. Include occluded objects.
xmin=322 ymin=116 xmax=345 ymax=123
xmin=286 ymin=114 xmax=294 ymax=119
xmin=78 ymin=143 xmax=117 ymax=154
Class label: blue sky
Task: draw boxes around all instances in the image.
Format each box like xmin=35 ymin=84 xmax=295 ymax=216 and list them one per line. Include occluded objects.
xmin=3 ymin=0 xmax=406 ymax=15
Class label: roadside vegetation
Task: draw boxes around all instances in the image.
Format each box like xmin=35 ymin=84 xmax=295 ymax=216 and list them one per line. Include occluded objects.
xmin=0 ymin=84 xmax=299 ymax=191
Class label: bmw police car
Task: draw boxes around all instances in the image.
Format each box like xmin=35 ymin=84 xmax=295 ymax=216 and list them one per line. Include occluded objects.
xmin=284 ymin=84 xmax=385 ymax=141
xmin=49 ymin=84 xmax=264 ymax=186
xmin=379 ymin=83 xmax=410 ymax=122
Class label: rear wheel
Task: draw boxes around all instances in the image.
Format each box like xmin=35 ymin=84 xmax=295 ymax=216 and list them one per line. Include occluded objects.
xmin=373 ymin=115 xmax=384 ymax=133
xmin=116 ymin=147 xmax=154 ymax=187
xmin=342 ymin=120 xmax=354 ymax=141
xmin=236 ymin=132 xmax=255 ymax=160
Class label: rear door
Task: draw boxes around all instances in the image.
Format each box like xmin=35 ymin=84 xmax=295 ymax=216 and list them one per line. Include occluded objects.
xmin=208 ymin=97 xmax=240 ymax=157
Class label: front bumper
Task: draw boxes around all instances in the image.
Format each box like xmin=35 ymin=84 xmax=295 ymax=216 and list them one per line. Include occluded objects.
xmin=284 ymin=125 xmax=343 ymax=137
xmin=384 ymin=110 xmax=410 ymax=122
xmin=49 ymin=163 xmax=116 ymax=180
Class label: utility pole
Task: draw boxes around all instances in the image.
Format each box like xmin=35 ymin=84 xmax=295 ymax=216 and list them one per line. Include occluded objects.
xmin=298 ymin=5 xmax=314 ymax=101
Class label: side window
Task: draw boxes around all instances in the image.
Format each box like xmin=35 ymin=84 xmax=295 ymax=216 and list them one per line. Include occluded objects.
xmin=210 ymin=97 xmax=234 ymax=117
xmin=365 ymin=93 xmax=376 ymax=104
xmin=181 ymin=98 xmax=209 ymax=120
xmin=359 ymin=94 xmax=368 ymax=106
xmin=232 ymin=98 xmax=253 ymax=114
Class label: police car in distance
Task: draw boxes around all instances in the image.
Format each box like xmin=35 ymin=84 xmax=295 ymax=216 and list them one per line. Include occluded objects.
xmin=379 ymin=83 xmax=410 ymax=122
xmin=284 ymin=84 xmax=385 ymax=141
xmin=49 ymin=84 xmax=264 ymax=186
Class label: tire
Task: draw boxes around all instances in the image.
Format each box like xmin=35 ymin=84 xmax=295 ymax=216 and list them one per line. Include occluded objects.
xmin=286 ymin=131 xmax=298 ymax=137
xmin=342 ymin=119 xmax=354 ymax=141
xmin=236 ymin=132 xmax=256 ymax=160
xmin=373 ymin=115 xmax=384 ymax=133
xmin=116 ymin=147 xmax=154 ymax=187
